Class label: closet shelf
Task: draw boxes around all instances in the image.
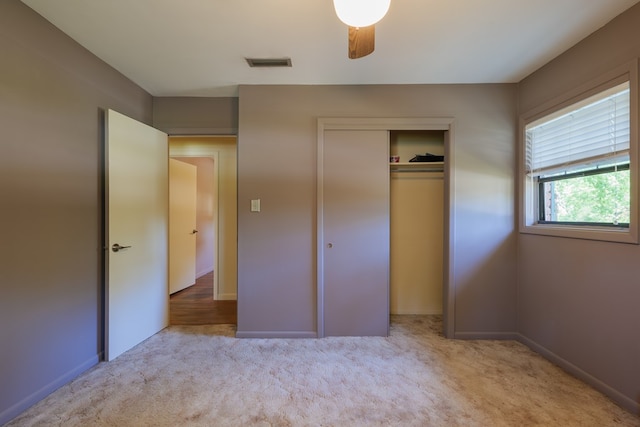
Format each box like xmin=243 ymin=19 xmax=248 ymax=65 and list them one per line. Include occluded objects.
xmin=389 ymin=161 xmax=444 ymax=172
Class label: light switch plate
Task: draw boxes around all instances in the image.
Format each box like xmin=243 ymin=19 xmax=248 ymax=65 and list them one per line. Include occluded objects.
xmin=251 ymin=199 xmax=261 ymax=212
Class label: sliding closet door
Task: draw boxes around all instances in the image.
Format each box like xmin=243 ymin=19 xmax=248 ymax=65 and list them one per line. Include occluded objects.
xmin=322 ymin=130 xmax=389 ymax=336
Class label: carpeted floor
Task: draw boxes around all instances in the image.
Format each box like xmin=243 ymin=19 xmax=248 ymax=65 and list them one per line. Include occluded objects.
xmin=5 ymin=316 xmax=639 ymax=426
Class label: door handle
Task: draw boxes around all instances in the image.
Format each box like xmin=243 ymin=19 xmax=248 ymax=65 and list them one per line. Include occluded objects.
xmin=191 ymin=229 xmax=199 ymax=234
xmin=112 ymin=243 xmax=132 ymax=252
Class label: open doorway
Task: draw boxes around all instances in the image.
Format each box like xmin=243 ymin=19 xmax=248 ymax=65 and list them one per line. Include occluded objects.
xmin=168 ymin=136 xmax=238 ymax=325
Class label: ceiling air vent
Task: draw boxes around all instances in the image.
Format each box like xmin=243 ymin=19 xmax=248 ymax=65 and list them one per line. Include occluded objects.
xmin=245 ymin=57 xmax=292 ymax=68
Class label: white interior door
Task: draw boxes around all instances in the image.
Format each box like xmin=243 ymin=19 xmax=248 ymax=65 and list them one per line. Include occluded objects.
xmin=322 ymin=130 xmax=389 ymax=336
xmin=105 ymin=109 xmax=169 ymax=361
xmin=169 ymin=158 xmax=197 ymax=294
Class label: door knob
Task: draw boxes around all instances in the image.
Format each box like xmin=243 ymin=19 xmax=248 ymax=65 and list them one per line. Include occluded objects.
xmin=327 ymin=243 xmax=333 ymax=248
xmin=112 ymin=243 xmax=132 ymax=252
xmin=191 ymin=229 xmax=199 ymax=234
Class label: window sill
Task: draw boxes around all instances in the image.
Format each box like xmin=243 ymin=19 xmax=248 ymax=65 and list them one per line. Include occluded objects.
xmin=520 ymin=223 xmax=638 ymax=244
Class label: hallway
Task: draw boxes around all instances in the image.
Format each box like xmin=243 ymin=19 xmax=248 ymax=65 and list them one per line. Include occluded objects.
xmin=169 ymin=272 xmax=237 ymax=325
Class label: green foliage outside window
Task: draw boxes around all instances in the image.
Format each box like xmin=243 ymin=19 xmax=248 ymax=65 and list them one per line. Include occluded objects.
xmin=549 ymin=170 xmax=630 ymax=225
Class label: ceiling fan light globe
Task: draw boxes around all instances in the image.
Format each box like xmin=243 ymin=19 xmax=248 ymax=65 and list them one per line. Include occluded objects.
xmin=333 ymin=0 xmax=391 ymax=27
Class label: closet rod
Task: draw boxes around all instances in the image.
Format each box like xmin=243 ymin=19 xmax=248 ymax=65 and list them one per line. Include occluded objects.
xmin=389 ymin=161 xmax=443 ymax=173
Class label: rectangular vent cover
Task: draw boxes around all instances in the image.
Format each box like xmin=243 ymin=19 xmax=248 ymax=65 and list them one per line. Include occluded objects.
xmin=245 ymin=57 xmax=292 ymax=67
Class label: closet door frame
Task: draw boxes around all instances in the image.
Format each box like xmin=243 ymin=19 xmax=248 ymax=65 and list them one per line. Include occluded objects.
xmin=317 ymin=117 xmax=456 ymax=338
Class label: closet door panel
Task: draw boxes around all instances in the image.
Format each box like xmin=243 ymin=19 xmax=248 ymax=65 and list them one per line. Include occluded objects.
xmin=322 ymin=130 xmax=389 ymax=336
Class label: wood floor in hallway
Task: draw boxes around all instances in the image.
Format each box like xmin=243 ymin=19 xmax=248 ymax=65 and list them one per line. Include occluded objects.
xmin=169 ymin=271 xmax=237 ymax=325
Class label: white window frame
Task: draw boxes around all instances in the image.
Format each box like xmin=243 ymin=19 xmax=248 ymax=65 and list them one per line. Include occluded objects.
xmin=519 ymin=61 xmax=639 ymax=244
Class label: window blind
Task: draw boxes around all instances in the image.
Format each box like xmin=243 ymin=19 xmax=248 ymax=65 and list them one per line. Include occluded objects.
xmin=526 ymin=82 xmax=630 ymax=176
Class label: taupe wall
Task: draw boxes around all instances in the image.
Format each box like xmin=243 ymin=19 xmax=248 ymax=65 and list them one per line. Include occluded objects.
xmin=236 ymin=84 xmax=518 ymax=337
xmin=153 ymin=97 xmax=238 ymax=135
xmin=0 ymin=1 xmax=153 ymax=423
xmin=517 ymin=3 xmax=640 ymax=413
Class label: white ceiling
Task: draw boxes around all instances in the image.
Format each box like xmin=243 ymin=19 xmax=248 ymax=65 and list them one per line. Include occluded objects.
xmin=21 ymin=0 xmax=640 ymax=97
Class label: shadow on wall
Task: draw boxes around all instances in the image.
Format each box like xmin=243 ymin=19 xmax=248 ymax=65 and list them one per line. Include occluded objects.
xmin=451 ymin=169 xmax=516 ymax=336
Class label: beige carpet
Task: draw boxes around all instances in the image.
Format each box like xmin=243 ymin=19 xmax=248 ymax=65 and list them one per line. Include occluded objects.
xmin=6 ymin=316 xmax=639 ymax=426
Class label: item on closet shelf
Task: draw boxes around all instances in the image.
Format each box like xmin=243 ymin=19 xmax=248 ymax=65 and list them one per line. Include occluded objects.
xmin=390 ymin=155 xmax=400 ymax=163
xmin=408 ymin=152 xmax=444 ymax=162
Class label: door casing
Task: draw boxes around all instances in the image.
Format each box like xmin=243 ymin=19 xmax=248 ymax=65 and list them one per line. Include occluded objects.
xmin=169 ymin=136 xmax=238 ymax=301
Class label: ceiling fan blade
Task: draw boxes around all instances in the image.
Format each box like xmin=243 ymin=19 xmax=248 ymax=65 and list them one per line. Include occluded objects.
xmin=348 ymin=25 xmax=375 ymax=59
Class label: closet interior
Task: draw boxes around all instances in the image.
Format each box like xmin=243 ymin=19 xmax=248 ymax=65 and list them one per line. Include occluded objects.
xmin=389 ymin=130 xmax=445 ymax=315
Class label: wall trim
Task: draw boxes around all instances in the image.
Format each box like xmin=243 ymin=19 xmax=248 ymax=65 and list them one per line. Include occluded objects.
xmin=164 ymin=127 xmax=238 ymax=136
xmin=0 ymin=355 xmax=99 ymax=425
xmin=316 ymin=117 xmax=456 ymax=339
xmin=452 ymin=330 xmax=638 ymax=414
xmin=454 ymin=331 xmax=519 ymax=340
xmin=516 ymin=333 xmax=639 ymax=416
xmin=217 ymin=292 xmax=237 ymax=301
xmin=170 ymin=144 xmax=221 ymax=300
xmin=235 ymin=331 xmax=318 ymax=339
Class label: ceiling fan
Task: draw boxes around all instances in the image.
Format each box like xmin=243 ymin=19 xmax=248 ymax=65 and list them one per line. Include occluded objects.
xmin=347 ymin=25 xmax=376 ymax=59
xmin=333 ymin=0 xmax=391 ymax=59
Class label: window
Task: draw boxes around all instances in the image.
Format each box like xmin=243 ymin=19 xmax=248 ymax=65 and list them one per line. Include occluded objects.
xmin=521 ymin=69 xmax=638 ymax=244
